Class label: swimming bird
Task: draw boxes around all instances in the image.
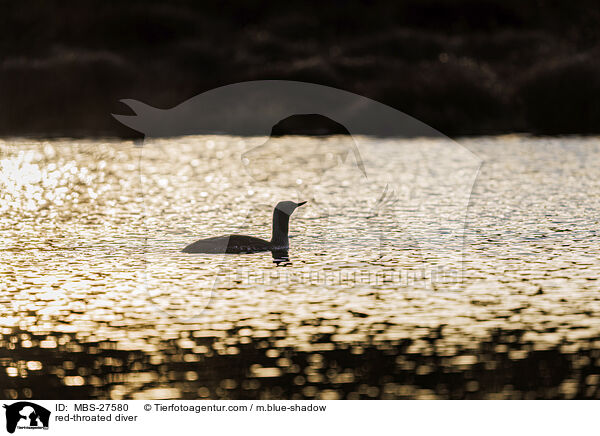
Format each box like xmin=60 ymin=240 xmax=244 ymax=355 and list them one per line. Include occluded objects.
xmin=182 ymin=201 xmax=307 ymax=254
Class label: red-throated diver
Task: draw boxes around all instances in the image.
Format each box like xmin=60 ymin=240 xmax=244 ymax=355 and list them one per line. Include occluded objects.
xmin=182 ymin=201 xmax=306 ymax=254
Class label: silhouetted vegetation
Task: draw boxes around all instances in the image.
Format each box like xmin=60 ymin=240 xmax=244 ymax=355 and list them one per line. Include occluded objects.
xmin=1 ymin=0 xmax=599 ymax=137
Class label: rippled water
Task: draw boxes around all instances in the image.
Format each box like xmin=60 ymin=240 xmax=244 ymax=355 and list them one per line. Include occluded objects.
xmin=1 ymin=135 xmax=599 ymax=400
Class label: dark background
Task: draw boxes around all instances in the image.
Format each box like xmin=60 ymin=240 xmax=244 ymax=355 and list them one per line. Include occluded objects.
xmin=1 ymin=0 xmax=600 ymax=138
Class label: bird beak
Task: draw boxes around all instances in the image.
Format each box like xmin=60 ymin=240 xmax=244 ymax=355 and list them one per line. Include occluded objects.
xmin=297 ymin=201 xmax=307 ymax=207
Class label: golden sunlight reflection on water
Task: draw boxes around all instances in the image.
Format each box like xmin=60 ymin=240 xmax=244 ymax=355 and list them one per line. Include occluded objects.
xmin=1 ymin=135 xmax=599 ymax=399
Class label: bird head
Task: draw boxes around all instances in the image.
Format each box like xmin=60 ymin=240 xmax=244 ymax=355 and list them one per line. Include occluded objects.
xmin=275 ymin=201 xmax=307 ymax=216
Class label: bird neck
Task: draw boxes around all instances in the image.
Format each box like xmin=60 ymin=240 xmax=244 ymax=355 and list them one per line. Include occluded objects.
xmin=270 ymin=209 xmax=290 ymax=248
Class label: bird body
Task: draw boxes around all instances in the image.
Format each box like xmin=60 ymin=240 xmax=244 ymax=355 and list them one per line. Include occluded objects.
xmin=182 ymin=235 xmax=271 ymax=254
xmin=182 ymin=201 xmax=306 ymax=254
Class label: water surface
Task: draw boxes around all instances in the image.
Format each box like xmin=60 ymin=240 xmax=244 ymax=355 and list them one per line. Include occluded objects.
xmin=1 ymin=135 xmax=599 ymax=399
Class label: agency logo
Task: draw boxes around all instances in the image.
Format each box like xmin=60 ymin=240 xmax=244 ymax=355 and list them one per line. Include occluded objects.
xmin=3 ymin=402 xmax=50 ymax=434
xmin=113 ymin=80 xmax=481 ymax=320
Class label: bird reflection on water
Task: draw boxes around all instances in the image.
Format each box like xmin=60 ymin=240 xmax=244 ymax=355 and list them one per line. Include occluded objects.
xmin=271 ymin=249 xmax=291 ymax=266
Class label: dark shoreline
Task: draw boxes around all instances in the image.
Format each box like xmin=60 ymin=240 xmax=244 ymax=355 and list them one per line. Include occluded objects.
xmin=0 ymin=133 xmax=595 ymax=143
xmin=1 ymin=1 xmax=600 ymax=138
